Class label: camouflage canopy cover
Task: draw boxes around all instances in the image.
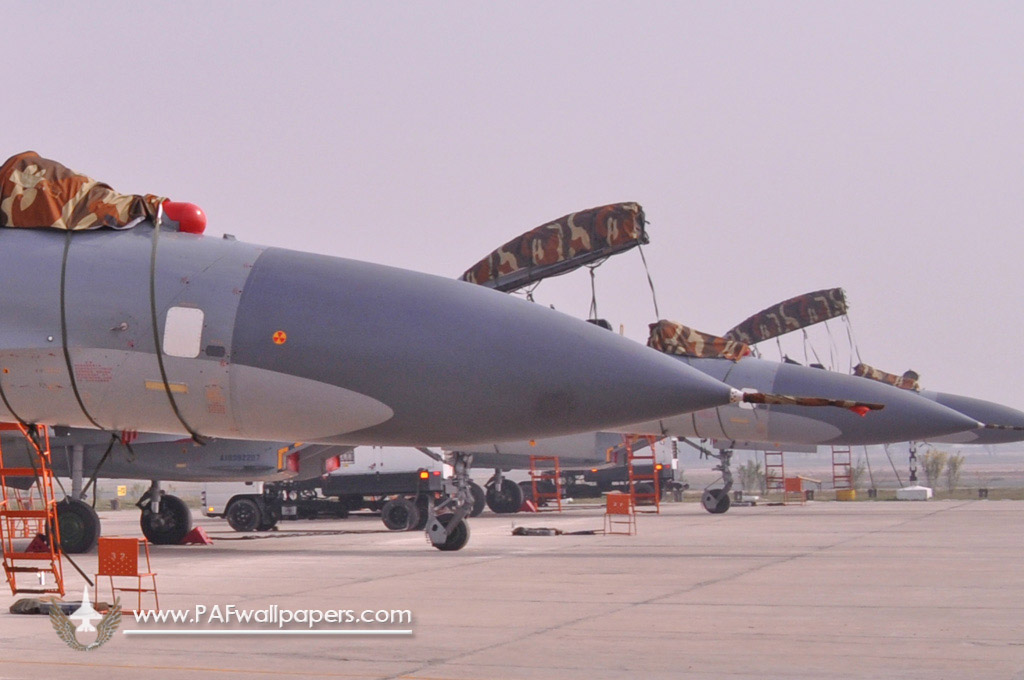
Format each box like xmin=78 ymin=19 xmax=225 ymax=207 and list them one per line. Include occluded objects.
xmin=724 ymin=288 xmax=848 ymax=345
xmin=648 ymin=320 xmax=751 ymax=362
xmin=0 ymin=151 xmax=165 ymax=231
xmin=853 ymin=363 xmax=921 ymax=392
xmin=460 ymin=202 xmax=648 ymax=293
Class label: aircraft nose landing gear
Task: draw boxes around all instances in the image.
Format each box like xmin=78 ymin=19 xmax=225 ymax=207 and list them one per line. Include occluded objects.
xmin=425 ymin=452 xmax=474 ymax=551
xmin=700 ymin=447 xmax=734 ymax=514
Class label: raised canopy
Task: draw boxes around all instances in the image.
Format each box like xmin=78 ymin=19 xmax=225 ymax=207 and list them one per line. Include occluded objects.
xmin=648 ymin=320 xmax=751 ymax=362
xmin=724 ymin=288 xmax=848 ymax=345
xmin=853 ymin=363 xmax=921 ymax=392
xmin=0 ymin=151 xmax=165 ymax=231
xmin=460 ymin=202 xmax=648 ymax=293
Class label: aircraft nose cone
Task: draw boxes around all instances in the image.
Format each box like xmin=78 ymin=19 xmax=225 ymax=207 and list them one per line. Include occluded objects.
xmin=927 ymin=392 xmax=1024 ymax=444
xmin=232 ymin=250 xmax=735 ymax=446
xmin=773 ymin=366 xmax=981 ymax=445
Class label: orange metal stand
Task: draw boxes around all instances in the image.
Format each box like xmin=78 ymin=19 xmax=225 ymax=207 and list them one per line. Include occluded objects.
xmin=783 ymin=477 xmax=807 ymax=505
xmin=604 ymin=493 xmax=636 ymax=535
xmin=95 ymin=537 xmax=159 ymax=613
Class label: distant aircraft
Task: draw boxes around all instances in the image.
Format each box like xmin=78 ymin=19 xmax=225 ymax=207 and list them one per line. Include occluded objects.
xmin=453 ymin=209 xmax=982 ymax=514
xmin=722 ymin=288 xmax=1024 ymax=445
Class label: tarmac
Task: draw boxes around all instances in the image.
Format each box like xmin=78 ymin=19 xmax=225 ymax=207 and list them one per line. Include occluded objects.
xmin=0 ymin=499 xmax=1022 ymax=680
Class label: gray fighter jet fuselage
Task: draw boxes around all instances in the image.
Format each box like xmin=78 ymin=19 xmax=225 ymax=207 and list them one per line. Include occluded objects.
xmin=0 ymin=225 xmax=736 ymax=447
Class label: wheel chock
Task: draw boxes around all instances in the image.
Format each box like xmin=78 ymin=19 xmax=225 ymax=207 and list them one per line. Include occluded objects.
xmin=519 ymin=500 xmax=539 ymax=513
xmin=180 ymin=527 xmax=214 ymax=545
xmin=25 ymin=533 xmax=49 ymax=553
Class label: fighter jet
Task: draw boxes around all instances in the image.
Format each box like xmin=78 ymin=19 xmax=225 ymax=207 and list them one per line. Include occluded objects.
xmin=847 ymin=364 xmax=1024 ymax=446
xmin=0 ymin=153 xmax=744 ymax=551
xmin=723 ymin=287 xmax=1024 ymax=445
xmin=0 ymin=153 xmax=746 ymax=444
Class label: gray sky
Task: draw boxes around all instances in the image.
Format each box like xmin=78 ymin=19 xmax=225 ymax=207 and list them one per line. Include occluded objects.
xmin=3 ymin=2 xmax=1022 ymax=406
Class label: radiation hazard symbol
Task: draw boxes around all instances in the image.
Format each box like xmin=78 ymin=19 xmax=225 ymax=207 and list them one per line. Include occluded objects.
xmin=272 ymin=330 xmax=287 ymax=345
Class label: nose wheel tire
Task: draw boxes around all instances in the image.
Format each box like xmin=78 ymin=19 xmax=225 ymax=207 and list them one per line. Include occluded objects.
xmin=140 ymin=493 xmax=193 ymax=544
xmin=430 ymin=514 xmax=470 ymax=551
xmin=702 ymin=488 xmax=731 ymax=514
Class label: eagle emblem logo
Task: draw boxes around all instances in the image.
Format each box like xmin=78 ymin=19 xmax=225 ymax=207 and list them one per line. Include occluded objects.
xmin=49 ymin=587 xmax=121 ymax=651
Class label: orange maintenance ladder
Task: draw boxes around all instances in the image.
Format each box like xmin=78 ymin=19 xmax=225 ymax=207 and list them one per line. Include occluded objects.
xmin=832 ymin=445 xmax=853 ymax=490
xmin=623 ymin=435 xmax=661 ymax=513
xmin=764 ymin=450 xmax=786 ymax=496
xmin=11 ymin=486 xmax=44 ymax=538
xmin=528 ymin=455 xmax=563 ymax=512
xmin=0 ymin=423 xmax=65 ymax=596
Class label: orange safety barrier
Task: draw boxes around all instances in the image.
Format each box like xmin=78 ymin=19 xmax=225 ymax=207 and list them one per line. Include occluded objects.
xmin=604 ymin=493 xmax=637 ymax=535
xmin=95 ymin=537 xmax=159 ymax=613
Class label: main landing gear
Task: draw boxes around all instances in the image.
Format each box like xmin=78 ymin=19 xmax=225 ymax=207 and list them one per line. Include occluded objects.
xmin=138 ymin=480 xmax=193 ymax=545
xmin=484 ymin=469 xmax=523 ymax=514
xmin=55 ymin=497 xmax=101 ymax=554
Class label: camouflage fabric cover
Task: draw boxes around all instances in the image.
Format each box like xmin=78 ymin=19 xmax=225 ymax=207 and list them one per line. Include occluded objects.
xmin=724 ymin=288 xmax=848 ymax=345
xmin=0 ymin=151 xmax=165 ymax=231
xmin=460 ymin=202 xmax=648 ymax=293
xmin=853 ymin=363 xmax=921 ymax=392
xmin=647 ymin=320 xmax=751 ymax=362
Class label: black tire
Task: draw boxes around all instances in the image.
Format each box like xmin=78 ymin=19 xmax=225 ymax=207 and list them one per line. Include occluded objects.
xmin=412 ymin=495 xmax=430 ymax=531
xmin=432 ymin=514 xmax=470 ymax=551
xmin=486 ymin=478 xmax=524 ymax=514
xmin=256 ymin=503 xmax=279 ymax=531
xmin=140 ymin=493 xmax=193 ymax=544
xmin=702 ymin=488 xmax=732 ymax=514
xmin=468 ymin=482 xmax=486 ymax=517
xmin=381 ymin=497 xmax=419 ymax=531
xmin=635 ymin=482 xmax=657 ymax=506
xmin=56 ymin=498 xmax=101 ymax=554
xmin=518 ymin=481 xmax=534 ymax=504
xmin=225 ymin=498 xmax=261 ymax=532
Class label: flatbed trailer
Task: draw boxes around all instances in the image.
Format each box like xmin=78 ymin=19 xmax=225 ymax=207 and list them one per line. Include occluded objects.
xmin=203 ymin=447 xmax=472 ymax=532
xmin=520 ymin=461 xmax=684 ymax=503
